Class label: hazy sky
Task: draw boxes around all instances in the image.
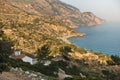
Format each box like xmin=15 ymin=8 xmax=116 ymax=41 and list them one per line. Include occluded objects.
xmin=60 ymin=0 xmax=120 ymax=22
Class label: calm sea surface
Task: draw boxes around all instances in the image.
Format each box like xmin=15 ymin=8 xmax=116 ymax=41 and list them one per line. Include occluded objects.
xmin=69 ymin=23 xmax=120 ymax=56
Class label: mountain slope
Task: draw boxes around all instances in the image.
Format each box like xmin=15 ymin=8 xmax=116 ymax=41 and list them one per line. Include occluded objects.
xmin=0 ymin=0 xmax=84 ymax=53
xmin=0 ymin=0 xmax=102 ymax=53
xmin=1 ymin=0 xmax=120 ymax=80
xmin=5 ymin=0 xmax=103 ymax=28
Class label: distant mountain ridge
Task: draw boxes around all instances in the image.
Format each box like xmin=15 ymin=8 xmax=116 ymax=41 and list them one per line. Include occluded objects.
xmin=5 ymin=0 xmax=103 ymax=28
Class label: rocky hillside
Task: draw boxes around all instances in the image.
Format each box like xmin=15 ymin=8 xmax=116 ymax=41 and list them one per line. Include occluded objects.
xmin=5 ymin=0 xmax=103 ymax=28
xmin=0 ymin=0 xmax=84 ymax=53
xmin=0 ymin=0 xmax=120 ymax=80
xmin=0 ymin=0 xmax=102 ymax=53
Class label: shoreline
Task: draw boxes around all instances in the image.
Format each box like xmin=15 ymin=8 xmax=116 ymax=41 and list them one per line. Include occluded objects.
xmin=58 ymin=33 xmax=86 ymax=44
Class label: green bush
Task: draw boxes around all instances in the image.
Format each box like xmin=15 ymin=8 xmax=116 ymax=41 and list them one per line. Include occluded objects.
xmin=37 ymin=45 xmax=51 ymax=60
xmin=33 ymin=62 xmax=58 ymax=77
xmin=0 ymin=39 xmax=14 ymax=55
xmin=111 ymin=55 xmax=120 ymax=65
xmin=60 ymin=46 xmax=72 ymax=55
xmin=0 ymin=63 xmax=10 ymax=73
xmin=0 ymin=22 xmax=4 ymax=28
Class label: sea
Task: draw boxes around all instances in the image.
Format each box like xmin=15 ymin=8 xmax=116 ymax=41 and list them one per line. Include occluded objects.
xmin=69 ymin=23 xmax=120 ymax=56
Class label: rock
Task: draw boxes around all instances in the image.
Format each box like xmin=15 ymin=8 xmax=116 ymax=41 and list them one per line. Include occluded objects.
xmin=80 ymin=73 xmax=86 ymax=78
xmin=19 ymin=68 xmax=23 ymax=72
xmin=25 ymin=71 xmax=30 ymax=75
xmin=58 ymin=68 xmax=72 ymax=80
xmin=52 ymin=56 xmax=65 ymax=61
xmin=30 ymin=73 xmax=37 ymax=77
xmin=31 ymin=78 xmax=37 ymax=80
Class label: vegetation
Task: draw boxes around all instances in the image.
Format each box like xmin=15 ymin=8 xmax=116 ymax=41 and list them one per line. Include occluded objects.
xmin=0 ymin=63 xmax=10 ymax=73
xmin=60 ymin=46 xmax=72 ymax=55
xmin=0 ymin=0 xmax=119 ymax=79
xmin=0 ymin=22 xmax=4 ymax=29
xmin=111 ymin=55 xmax=120 ymax=65
xmin=37 ymin=45 xmax=51 ymax=60
xmin=0 ymin=26 xmax=120 ymax=79
xmin=0 ymin=31 xmax=13 ymax=73
xmin=0 ymin=39 xmax=14 ymax=55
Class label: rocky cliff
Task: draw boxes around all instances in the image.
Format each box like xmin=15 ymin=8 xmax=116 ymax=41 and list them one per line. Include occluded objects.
xmin=82 ymin=12 xmax=103 ymax=26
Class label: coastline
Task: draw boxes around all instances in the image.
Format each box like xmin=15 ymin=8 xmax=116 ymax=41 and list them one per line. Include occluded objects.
xmin=58 ymin=33 xmax=86 ymax=44
xmin=61 ymin=22 xmax=103 ymax=44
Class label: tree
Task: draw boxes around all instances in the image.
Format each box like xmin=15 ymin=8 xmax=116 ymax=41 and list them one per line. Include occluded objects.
xmin=0 ymin=39 xmax=14 ymax=55
xmin=0 ymin=58 xmax=9 ymax=74
xmin=60 ymin=46 xmax=72 ymax=55
xmin=0 ymin=32 xmax=14 ymax=73
xmin=111 ymin=55 xmax=120 ymax=65
xmin=0 ymin=30 xmax=4 ymax=37
xmin=102 ymin=70 xmax=110 ymax=80
xmin=0 ymin=22 xmax=4 ymax=29
xmin=0 ymin=63 xmax=9 ymax=73
xmin=37 ymin=45 xmax=51 ymax=60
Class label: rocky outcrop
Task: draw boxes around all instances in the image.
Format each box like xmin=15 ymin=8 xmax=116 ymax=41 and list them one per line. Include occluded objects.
xmin=9 ymin=68 xmax=57 ymax=80
xmin=82 ymin=12 xmax=103 ymax=26
xmin=58 ymin=68 xmax=72 ymax=79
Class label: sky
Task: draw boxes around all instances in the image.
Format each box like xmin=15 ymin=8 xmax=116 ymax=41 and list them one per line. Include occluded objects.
xmin=60 ymin=0 xmax=120 ymax=23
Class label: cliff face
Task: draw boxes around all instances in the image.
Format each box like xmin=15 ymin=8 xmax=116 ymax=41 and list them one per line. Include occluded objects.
xmin=5 ymin=0 xmax=103 ymax=27
xmin=82 ymin=12 xmax=103 ymax=26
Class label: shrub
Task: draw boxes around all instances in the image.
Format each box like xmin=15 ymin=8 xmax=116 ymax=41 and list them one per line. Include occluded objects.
xmin=60 ymin=46 xmax=72 ymax=55
xmin=0 ymin=39 xmax=14 ymax=55
xmin=33 ymin=62 xmax=58 ymax=77
xmin=37 ymin=45 xmax=51 ymax=60
xmin=0 ymin=63 xmax=10 ymax=73
xmin=111 ymin=55 xmax=120 ymax=65
xmin=0 ymin=22 xmax=4 ymax=28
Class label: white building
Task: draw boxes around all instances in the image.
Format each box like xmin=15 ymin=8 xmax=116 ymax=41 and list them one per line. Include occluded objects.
xmin=14 ymin=50 xmax=21 ymax=56
xmin=22 ymin=56 xmax=37 ymax=65
xmin=10 ymin=50 xmax=37 ymax=65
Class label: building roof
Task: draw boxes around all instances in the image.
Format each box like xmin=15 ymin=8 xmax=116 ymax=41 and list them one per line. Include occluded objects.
xmin=14 ymin=49 xmax=21 ymax=51
xmin=10 ymin=54 xmax=26 ymax=59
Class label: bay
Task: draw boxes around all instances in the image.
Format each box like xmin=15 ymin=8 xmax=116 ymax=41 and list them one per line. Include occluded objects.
xmin=69 ymin=23 xmax=120 ymax=56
